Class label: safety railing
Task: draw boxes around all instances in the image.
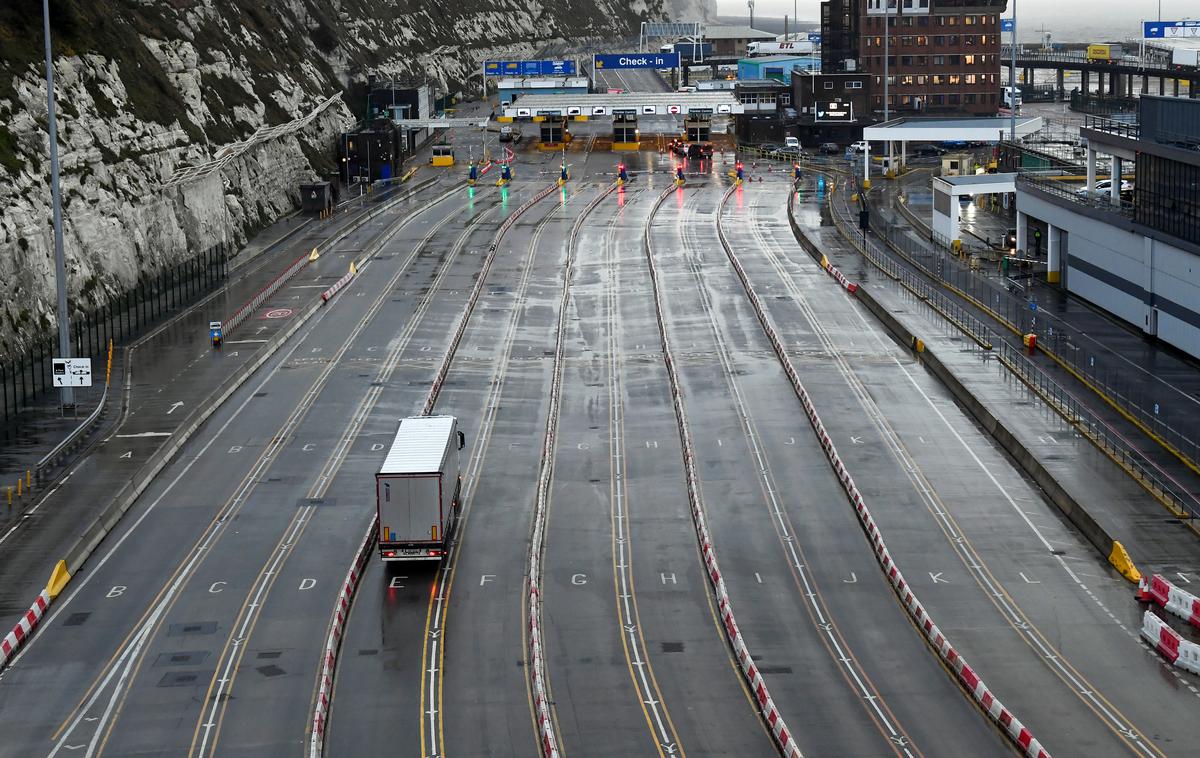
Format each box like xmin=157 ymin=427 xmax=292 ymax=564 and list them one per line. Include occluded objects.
xmin=880 ymin=177 xmax=1200 ymax=468
xmin=830 ymin=178 xmax=1200 ymax=524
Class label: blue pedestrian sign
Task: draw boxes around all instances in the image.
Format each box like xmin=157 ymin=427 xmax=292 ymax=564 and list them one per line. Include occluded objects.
xmin=1143 ymin=20 xmax=1200 ymax=38
xmin=1001 ymin=19 xmax=1014 ymax=33
xmin=484 ymin=59 xmax=576 ymax=77
xmin=593 ymin=52 xmax=681 ymax=70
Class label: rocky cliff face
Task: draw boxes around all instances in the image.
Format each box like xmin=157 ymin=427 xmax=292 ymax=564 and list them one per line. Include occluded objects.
xmin=0 ymin=0 xmax=662 ymax=358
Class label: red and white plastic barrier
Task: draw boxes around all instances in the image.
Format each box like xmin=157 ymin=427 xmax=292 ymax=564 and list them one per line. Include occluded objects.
xmin=714 ymin=185 xmax=1051 ymax=758
xmin=1137 ymin=573 xmax=1200 ymax=629
xmin=0 ymin=589 xmax=51 ymax=669
xmin=818 ymin=255 xmax=859 ymax=293
xmin=225 ymin=250 xmax=312 ymax=336
xmin=1136 ymin=575 xmax=1200 ymax=676
xmin=309 ymin=520 xmax=375 ymax=757
xmin=320 ymin=267 xmax=356 ymax=303
xmin=643 ymin=184 xmax=804 ymax=757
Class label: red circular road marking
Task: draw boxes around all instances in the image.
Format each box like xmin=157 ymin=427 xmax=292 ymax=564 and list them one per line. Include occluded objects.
xmin=263 ymin=308 xmax=293 ymax=319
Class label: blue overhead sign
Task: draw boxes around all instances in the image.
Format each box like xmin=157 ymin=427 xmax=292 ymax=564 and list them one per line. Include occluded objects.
xmin=1143 ymin=20 xmax=1200 ymax=38
xmin=484 ymin=59 xmax=576 ymax=77
xmin=1001 ymin=19 xmax=1014 ymax=33
xmin=593 ymin=52 xmax=681 ymax=70
xmin=807 ymin=32 xmax=822 ymax=42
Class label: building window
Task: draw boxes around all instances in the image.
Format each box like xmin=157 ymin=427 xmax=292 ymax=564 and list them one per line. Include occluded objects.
xmin=931 ymin=94 xmax=944 ymax=105
xmin=845 ymin=81 xmax=863 ymax=89
xmin=964 ymin=54 xmax=976 ymax=65
xmin=916 ymin=36 xmax=927 ymax=45
xmin=901 ymin=36 xmax=913 ymax=46
xmin=949 ymin=54 xmax=961 ymax=65
xmin=932 ymin=55 xmax=945 ymax=65
xmin=948 ymin=74 xmax=961 ymax=84
xmin=948 ymin=35 xmax=959 ymax=45
xmin=964 ymin=93 xmax=977 ymax=103
xmin=931 ymin=74 xmax=945 ymax=85
xmin=918 ymin=16 xmax=929 ymax=26
xmin=964 ymin=15 xmax=975 ymax=25
xmin=915 ymin=55 xmax=927 ymax=65
xmin=824 ymin=81 xmax=835 ymax=89
xmin=964 ymin=74 xmax=976 ymax=84
xmin=949 ymin=93 xmax=960 ymax=104
xmin=901 ymin=55 xmax=913 ymax=66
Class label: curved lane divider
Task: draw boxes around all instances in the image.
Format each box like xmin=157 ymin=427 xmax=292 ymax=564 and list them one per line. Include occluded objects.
xmin=642 ymin=183 xmax=805 ymax=758
xmin=716 ymin=183 xmax=1052 ymax=758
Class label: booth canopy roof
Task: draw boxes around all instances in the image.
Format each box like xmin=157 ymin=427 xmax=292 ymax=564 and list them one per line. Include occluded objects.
xmin=863 ymin=116 xmax=1043 ymax=142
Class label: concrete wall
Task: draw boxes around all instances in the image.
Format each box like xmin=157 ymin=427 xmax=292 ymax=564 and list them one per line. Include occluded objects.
xmin=1017 ymin=188 xmax=1200 ymax=359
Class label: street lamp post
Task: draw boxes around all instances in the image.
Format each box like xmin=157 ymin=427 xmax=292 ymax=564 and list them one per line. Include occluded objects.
xmin=43 ymin=0 xmax=72 ymax=410
xmin=1010 ymin=0 xmax=1017 ymax=142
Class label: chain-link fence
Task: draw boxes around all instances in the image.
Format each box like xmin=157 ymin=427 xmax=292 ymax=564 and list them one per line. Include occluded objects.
xmin=1 ymin=243 xmax=229 ymax=426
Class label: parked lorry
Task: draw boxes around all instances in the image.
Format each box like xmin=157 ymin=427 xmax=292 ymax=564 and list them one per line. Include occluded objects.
xmin=661 ymin=41 xmax=714 ymax=61
xmin=747 ymin=41 xmax=816 ymax=56
xmin=1086 ymin=44 xmax=1122 ymax=62
xmin=1172 ymin=47 xmax=1200 ymax=68
xmin=376 ymin=415 xmax=466 ymax=561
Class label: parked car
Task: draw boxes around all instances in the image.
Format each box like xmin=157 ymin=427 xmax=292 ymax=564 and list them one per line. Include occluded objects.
xmin=1077 ymin=179 xmax=1133 ymax=195
xmin=849 ymin=140 xmax=869 ymax=154
xmin=912 ymin=143 xmax=945 ymax=157
xmin=818 ymin=142 xmax=841 ymax=155
xmin=756 ymin=142 xmax=780 ymax=155
xmin=499 ymin=125 xmax=520 ymax=143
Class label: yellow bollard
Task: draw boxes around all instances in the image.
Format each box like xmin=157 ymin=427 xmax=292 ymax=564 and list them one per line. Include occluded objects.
xmin=26 ymin=469 xmax=31 ymax=490
xmin=17 ymin=478 xmax=22 ymax=497
xmin=6 ymin=486 xmax=11 ymax=510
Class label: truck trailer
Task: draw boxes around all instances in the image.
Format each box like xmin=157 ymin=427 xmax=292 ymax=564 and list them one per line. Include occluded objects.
xmin=1172 ymin=47 xmax=1200 ymax=68
xmin=376 ymin=415 xmax=465 ymax=561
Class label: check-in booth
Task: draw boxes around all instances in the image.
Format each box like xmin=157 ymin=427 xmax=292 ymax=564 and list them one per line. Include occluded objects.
xmin=431 ymin=145 xmax=455 ymax=167
xmin=685 ymin=109 xmax=712 ymax=142
xmin=613 ymin=109 xmax=639 ymax=150
xmin=539 ymin=117 xmax=567 ymax=146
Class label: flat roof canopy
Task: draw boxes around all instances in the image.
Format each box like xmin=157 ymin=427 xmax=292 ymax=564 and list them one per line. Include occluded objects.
xmin=503 ymin=92 xmax=743 ymax=118
xmin=933 ymin=173 xmax=1017 ymax=195
xmin=863 ymin=116 xmax=1043 ymax=142
xmin=391 ymin=118 xmax=489 ymax=128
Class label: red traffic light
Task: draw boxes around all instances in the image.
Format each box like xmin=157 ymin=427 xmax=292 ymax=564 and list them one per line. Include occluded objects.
xmin=736 ymin=162 xmax=743 ymax=170
xmin=618 ymin=163 xmax=625 ymax=170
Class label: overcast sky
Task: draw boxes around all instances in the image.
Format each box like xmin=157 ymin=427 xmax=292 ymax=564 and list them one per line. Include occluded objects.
xmin=715 ymin=0 xmax=1196 ymax=31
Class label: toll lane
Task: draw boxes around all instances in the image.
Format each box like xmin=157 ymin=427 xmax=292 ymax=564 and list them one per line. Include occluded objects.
xmin=0 ymin=185 xmax=512 ymax=757
xmin=650 ymin=182 xmax=1008 ymax=757
xmin=775 ymin=174 xmax=1200 ymax=754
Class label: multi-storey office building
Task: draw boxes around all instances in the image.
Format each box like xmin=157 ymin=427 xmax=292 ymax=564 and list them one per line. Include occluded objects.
xmin=823 ymin=0 xmax=1008 ymax=116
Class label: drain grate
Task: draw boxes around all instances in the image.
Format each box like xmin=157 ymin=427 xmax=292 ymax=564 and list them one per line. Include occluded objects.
xmin=256 ymin=664 xmax=286 ymax=677
xmin=168 ymin=622 xmax=217 ymax=636
xmin=758 ymin=666 xmax=793 ymax=675
xmin=158 ymin=672 xmax=200 ymax=687
xmin=155 ymin=651 xmax=209 ymax=667
xmin=257 ymin=651 xmax=282 ymax=660
xmin=661 ymin=642 xmax=685 ymax=653
xmin=359 ymin=649 xmax=379 ymax=656
xmin=253 ymin=392 xmax=268 ymax=398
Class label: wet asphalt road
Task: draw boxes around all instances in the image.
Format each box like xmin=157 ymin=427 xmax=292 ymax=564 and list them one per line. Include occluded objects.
xmin=1 ymin=102 xmax=1199 ymax=758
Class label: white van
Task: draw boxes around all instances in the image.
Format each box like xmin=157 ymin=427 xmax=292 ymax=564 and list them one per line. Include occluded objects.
xmin=1002 ymin=86 xmax=1023 ymax=110
xmin=784 ymin=136 xmax=800 ymax=149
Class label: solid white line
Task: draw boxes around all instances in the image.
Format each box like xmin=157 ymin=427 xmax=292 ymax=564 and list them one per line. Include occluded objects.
xmin=114 ymin=432 xmax=173 ymax=438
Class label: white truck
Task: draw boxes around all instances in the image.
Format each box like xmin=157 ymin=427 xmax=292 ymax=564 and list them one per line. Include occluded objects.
xmin=1172 ymin=47 xmax=1200 ymax=68
xmin=376 ymin=415 xmax=465 ymax=561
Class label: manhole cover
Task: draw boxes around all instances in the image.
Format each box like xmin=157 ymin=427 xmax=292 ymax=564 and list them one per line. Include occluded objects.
xmin=169 ymin=622 xmax=217 ymax=636
xmin=158 ymin=672 xmax=201 ymax=687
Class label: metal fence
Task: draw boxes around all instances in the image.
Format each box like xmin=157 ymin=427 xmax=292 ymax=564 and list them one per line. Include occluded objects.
xmin=1070 ymin=91 xmax=1139 ymax=115
xmin=827 ymin=178 xmax=1200 ymax=523
xmin=876 ymin=181 xmax=1200 ymax=464
xmin=1 ymin=243 xmax=229 ymax=426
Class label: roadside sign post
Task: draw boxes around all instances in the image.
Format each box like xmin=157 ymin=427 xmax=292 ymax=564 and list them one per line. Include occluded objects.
xmin=52 ymin=358 xmax=92 ymax=390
